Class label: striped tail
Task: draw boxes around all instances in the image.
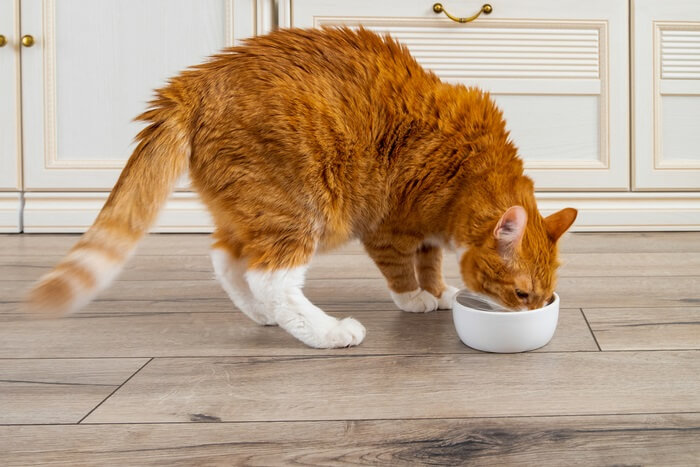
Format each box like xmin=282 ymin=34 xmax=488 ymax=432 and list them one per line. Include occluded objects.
xmin=25 ymin=94 xmax=190 ymax=317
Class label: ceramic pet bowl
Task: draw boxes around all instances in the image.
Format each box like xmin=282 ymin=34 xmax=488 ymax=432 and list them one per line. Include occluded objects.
xmin=452 ymin=290 xmax=559 ymax=353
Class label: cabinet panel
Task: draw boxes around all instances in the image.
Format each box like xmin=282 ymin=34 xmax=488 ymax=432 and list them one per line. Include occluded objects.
xmin=0 ymin=0 xmax=20 ymax=190
xmin=287 ymin=0 xmax=629 ymax=190
xmin=493 ymin=95 xmax=599 ymax=164
xmin=21 ymin=0 xmax=233 ymax=190
xmin=634 ymin=0 xmax=700 ymax=190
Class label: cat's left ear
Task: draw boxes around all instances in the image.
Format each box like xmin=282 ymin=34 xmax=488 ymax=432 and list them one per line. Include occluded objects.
xmin=544 ymin=208 xmax=578 ymax=242
xmin=494 ymin=206 xmax=528 ymax=256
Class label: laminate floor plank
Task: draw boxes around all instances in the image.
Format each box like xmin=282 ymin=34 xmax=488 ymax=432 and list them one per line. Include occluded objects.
xmin=4 ymin=251 xmax=700 ymax=281
xmin=0 ymin=299 xmax=406 ymax=315
xmin=2 ymin=276 xmax=699 ymax=308
xmin=0 ymin=234 xmax=366 ymax=256
xmin=585 ymin=307 xmax=700 ymax=351
xmin=558 ymin=252 xmax=700 ymax=277
xmin=0 ymin=308 xmax=596 ymax=358
xmin=85 ymin=351 xmax=700 ymax=423
xmin=0 ymin=358 xmax=149 ymax=424
xmin=3 ymin=414 xmax=699 ymax=466
xmin=1 ymin=255 xmax=216 ymax=281
xmin=2 ymin=231 xmax=700 ymax=256
xmin=557 ymin=231 xmax=700 ymax=253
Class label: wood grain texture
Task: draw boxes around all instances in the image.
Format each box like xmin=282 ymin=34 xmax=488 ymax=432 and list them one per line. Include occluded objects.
xmin=3 ymin=275 xmax=699 ymax=308
xmin=0 ymin=358 xmax=148 ymax=424
xmin=2 ymin=232 xmax=700 ymax=463
xmin=4 ymin=251 xmax=700 ymax=281
xmin=2 ymin=231 xmax=700 ymax=256
xmin=557 ymin=232 xmax=700 ymax=253
xmin=3 ymin=413 xmax=700 ymax=466
xmin=585 ymin=307 xmax=700 ymax=351
xmin=558 ymin=252 xmax=700 ymax=277
xmin=0 ymin=308 xmax=596 ymax=358
xmin=0 ymin=299 xmax=406 ymax=315
xmin=0 ymin=253 xmax=393 ymax=281
xmin=85 ymin=351 xmax=700 ymax=423
xmin=0 ymin=234 xmax=365 ymax=256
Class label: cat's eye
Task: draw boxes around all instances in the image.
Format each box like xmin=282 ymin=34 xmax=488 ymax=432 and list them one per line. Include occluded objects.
xmin=515 ymin=289 xmax=529 ymax=299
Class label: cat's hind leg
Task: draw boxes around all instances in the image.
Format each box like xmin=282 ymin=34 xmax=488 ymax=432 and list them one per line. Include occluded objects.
xmin=212 ymin=233 xmax=365 ymax=348
xmin=245 ymin=264 xmax=365 ymax=348
xmin=210 ymin=245 xmax=276 ymax=325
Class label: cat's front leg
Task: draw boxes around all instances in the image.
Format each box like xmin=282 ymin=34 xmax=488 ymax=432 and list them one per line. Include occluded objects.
xmin=364 ymin=238 xmax=439 ymax=313
xmin=416 ymin=244 xmax=459 ymax=310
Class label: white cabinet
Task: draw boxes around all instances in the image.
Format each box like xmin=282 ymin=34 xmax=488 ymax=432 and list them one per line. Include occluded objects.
xmin=0 ymin=0 xmax=699 ymax=231
xmin=633 ymin=0 xmax=700 ymax=190
xmin=20 ymin=0 xmax=233 ymax=190
xmin=285 ymin=0 xmax=630 ymax=191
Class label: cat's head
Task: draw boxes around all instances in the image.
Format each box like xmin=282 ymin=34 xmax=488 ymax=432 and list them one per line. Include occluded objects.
xmin=459 ymin=206 xmax=577 ymax=310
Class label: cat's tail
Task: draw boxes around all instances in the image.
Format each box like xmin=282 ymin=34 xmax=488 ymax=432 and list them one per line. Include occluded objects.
xmin=24 ymin=92 xmax=191 ymax=317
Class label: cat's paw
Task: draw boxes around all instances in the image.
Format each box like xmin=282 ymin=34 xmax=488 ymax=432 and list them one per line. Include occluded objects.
xmin=318 ymin=317 xmax=366 ymax=348
xmin=437 ymin=285 xmax=460 ymax=310
xmin=391 ymin=289 xmax=439 ymax=313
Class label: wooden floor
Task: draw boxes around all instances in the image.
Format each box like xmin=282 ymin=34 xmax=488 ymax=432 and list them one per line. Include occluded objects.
xmin=1 ymin=233 xmax=699 ymax=465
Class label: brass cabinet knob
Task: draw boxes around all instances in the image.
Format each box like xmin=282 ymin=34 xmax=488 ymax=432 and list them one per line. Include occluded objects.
xmin=21 ymin=35 xmax=35 ymax=47
xmin=0 ymin=35 xmax=7 ymax=47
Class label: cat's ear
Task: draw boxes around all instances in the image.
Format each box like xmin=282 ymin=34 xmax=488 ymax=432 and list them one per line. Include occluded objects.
xmin=493 ymin=206 xmax=527 ymax=255
xmin=543 ymin=208 xmax=578 ymax=243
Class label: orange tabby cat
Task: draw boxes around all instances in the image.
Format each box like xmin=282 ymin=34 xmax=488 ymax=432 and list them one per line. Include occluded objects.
xmin=26 ymin=27 xmax=577 ymax=348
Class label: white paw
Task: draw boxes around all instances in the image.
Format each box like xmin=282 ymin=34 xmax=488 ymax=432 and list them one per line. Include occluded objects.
xmin=437 ymin=286 xmax=460 ymax=310
xmin=391 ymin=289 xmax=439 ymax=313
xmin=317 ymin=317 xmax=366 ymax=348
xmin=247 ymin=303 xmax=278 ymax=326
xmin=252 ymin=313 xmax=277 ymax=326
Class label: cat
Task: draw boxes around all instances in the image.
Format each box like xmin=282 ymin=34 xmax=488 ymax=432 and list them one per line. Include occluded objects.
xmin=25 ymin=27 xmax=577 ymax=349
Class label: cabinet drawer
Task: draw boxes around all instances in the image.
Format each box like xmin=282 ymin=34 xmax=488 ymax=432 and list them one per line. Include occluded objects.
xmin=285 ymin=0 xmax=629 ymax=191
xmin=633 ymin=0 xmax=700 ymax=190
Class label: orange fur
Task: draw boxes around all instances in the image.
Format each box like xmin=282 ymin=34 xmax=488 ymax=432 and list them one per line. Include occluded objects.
xmin=25 ymin=27 xmax=576 ymax=316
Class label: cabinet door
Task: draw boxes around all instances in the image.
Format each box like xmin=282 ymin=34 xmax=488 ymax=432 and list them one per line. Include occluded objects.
xmin=0 ymin=0 xmax=20 ymax=191
xmin=634 ymin=0 xmax=700 ymax=190
xmin=21 ymin=0 xmax=233 ymax=190
xmin=286 ymin=0 xmax=629 ymax=191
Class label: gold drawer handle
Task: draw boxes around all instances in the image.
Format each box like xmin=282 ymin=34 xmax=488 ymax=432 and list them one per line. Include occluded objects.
xmin=0 ymin=35 xmax=7 ymax=47
xmin=21 ymin=35 xmax=35 ymax=47
xmin=433 ymin=3 xmax=492 ymax=23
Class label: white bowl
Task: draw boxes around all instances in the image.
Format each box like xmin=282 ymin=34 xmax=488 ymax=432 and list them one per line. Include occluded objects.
xmin=452 ymin=290 xmax=560 ymax=353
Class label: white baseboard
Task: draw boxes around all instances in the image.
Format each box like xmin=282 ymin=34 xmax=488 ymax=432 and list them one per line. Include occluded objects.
xmin=0 ymin=193 xmax=22 ymax=233
xmin=23 ymin=192 xmax=213 ymax=233
xmin=537 ymin=192 xmax=700 ymax=231
xmin=19 ymin=191 xmax=700 ymax=233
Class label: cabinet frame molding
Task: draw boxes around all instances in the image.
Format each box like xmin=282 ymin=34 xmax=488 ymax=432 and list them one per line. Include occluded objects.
xmin=39 ymin=0 xmax=236 ymax=172
xmin=633 ymin=0 xmax=700 ymax=190
xmin=312 ymin=16 xmax=611 ymax=172
xmin=653 ymin=21 xmax=700 ymax=171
